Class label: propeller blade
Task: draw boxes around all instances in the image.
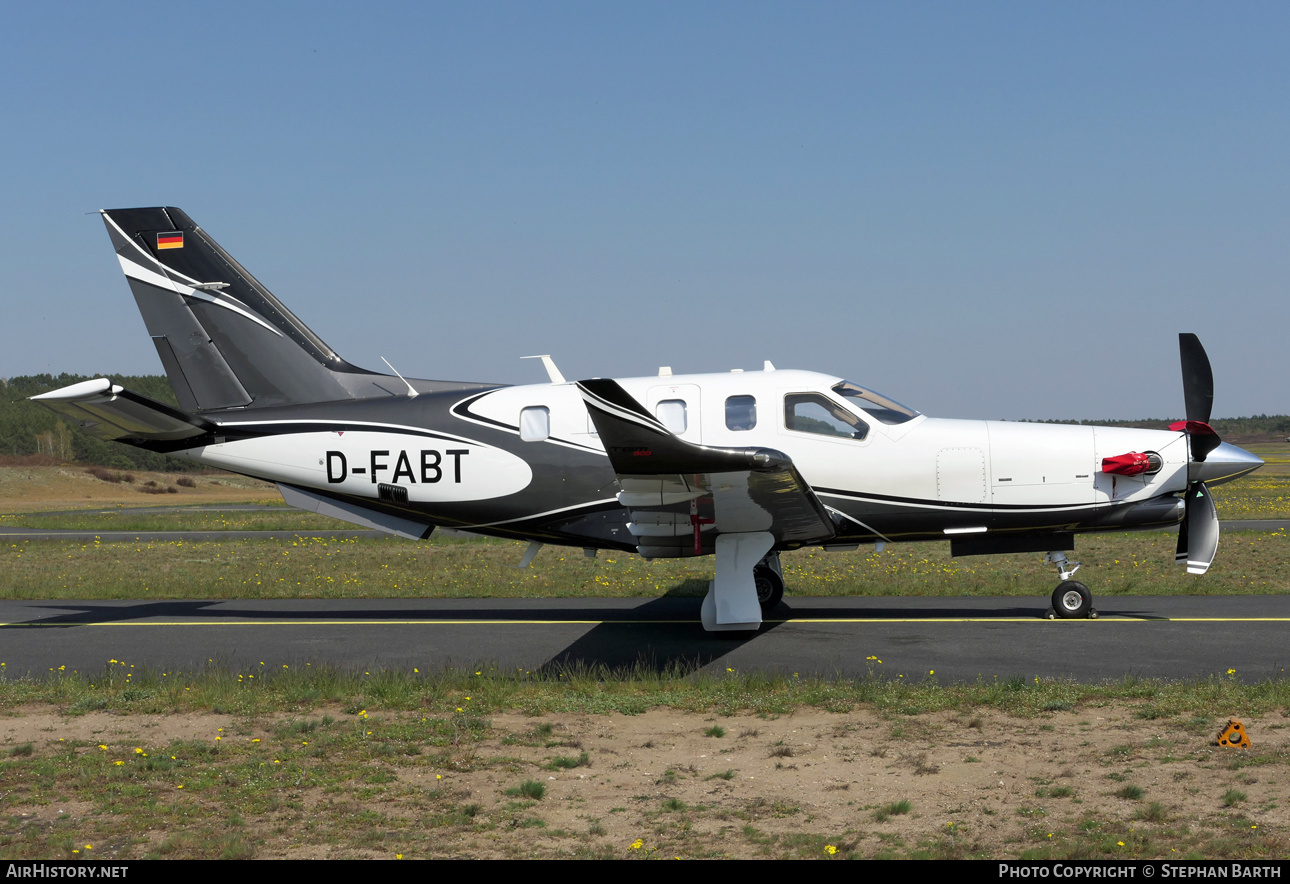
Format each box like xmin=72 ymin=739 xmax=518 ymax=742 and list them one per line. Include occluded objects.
xmin=1179 ymin=333 xmax=1214 ymax=425
xmin=1175 ymin=481 xmax=1219 ymax=575
xmin=1175 ymin=334 xmax=1221 ymax=463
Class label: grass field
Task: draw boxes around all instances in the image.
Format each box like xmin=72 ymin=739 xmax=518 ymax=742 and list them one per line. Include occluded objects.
xmin=0 ymin=465 xmax=280 ymax=514
xmin=1209 ymin=443 xmax=1290 ymax=520
xmin=0 ymin=527 xmax=1287 ymax=601
xmin=3 ymin=507 xmax=353 ymax=533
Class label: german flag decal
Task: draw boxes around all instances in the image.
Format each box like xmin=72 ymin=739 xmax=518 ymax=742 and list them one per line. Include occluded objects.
xmin=156 ymin=231 xmax=184 ymax=250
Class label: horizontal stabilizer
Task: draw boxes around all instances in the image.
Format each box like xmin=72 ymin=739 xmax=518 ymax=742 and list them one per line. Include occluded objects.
xmin=30 ymin=378 xmax=209 ymax=442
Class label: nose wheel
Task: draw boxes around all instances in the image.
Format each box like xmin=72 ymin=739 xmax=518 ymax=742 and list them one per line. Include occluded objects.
xmin=1044 ymin=552 xmax=1098 ymax=620
xmin=1050 ymin=580 xmax=1095 ymax=619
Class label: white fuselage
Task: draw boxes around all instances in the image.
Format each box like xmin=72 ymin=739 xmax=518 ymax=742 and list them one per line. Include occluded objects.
xmin=464 ymin=366 xmax=1191 ymax=511
xmin=162 ymin=364 xmax=1249 ymax=549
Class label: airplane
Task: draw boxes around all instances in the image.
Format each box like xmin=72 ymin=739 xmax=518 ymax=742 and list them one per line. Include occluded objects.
xmin=32 ymin=207 xmax=1265 ymax=631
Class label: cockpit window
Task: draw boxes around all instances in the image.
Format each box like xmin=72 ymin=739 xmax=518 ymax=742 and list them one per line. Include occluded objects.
xmin=832 ymin=381 xmax=919 ymax=425
xmin=785 ymin=393 xmax=868 ymax=440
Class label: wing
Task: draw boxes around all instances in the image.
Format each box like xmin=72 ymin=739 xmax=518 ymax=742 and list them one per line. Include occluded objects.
xmin=30 ymin=378 xmax=209 ymax=442
xmin=577 ymin=378 xmax=836 ymax=555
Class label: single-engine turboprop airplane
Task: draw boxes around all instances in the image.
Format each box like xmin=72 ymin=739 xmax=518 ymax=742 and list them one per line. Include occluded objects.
xmin=33 ymin=207 xmax=1265 ymax=631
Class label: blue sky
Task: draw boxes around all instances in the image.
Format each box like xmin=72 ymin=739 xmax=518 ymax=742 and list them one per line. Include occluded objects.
xmin=2 ymin=2 xmax=1286 ymax=419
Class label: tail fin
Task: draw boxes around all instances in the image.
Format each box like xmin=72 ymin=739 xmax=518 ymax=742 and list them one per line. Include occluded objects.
xmin=103 ymin=207 xmax=432 ymax=410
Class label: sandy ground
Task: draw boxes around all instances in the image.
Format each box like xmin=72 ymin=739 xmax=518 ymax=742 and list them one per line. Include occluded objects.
xmin=0 ymin=465 xmax=276 ymax=512
xmin=1 ymin=705 xmax=1285 ymax=858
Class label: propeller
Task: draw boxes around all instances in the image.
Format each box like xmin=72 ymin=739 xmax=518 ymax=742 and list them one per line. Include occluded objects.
xmin=1175 ymin=480 xmax=1218 ymax=575
xmin=1179 ymin=333 xmax=1213 ymax=426
xmin=1174 ymin=332 xmax=1222 ymax=464
xmin=1174 ymin=333 xmax=1220 ymax=574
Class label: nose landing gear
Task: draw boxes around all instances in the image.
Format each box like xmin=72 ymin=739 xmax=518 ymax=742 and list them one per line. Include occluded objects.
xmin=1044 ymin=551 xmax=1097 ymax=620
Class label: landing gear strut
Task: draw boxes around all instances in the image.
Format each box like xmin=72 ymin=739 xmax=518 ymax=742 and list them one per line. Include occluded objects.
xmin=699 ymin=537 xmax=790 ymax=631
xmin=1044 ymin=551 xmax=1097 ymax=620
xmin=700 ymin=532 xmax=774 ymax=632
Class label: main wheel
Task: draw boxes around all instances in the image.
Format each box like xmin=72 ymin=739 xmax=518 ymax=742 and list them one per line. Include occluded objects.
xmin=1051 ymin=580 xmax=1092 ymax=619
xmin=753 ymin=565 xmax=785 ymax=612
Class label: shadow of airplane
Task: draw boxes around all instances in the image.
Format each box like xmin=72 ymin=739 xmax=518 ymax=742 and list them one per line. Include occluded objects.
xmin=2 ymin=594 xmax=1175 ymax=677
xmin=1 ymin=595 xmax=1111 ymax=631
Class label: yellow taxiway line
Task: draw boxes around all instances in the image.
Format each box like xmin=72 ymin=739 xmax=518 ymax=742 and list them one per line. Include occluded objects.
xmin=3 ymin=616 xmax=1290 ymax=627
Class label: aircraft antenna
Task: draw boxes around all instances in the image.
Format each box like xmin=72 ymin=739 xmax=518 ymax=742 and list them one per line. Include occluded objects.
xmin=522 ymin=355 xmax=566 ymax=384
xmin=380 ymin=357 xmax=419 ymax=398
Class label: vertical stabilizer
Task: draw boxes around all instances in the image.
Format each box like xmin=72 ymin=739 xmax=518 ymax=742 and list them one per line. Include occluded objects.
xmin=102 ymin=207 xmax=405 ymax=410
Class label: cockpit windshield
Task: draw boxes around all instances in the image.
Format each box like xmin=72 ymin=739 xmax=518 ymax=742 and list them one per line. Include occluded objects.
xmin=832 ymin=382 xmax=920 ymax=425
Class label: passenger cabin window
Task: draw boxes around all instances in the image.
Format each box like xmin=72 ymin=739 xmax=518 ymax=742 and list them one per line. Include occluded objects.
xmin=725 ymin=395 xmax=757 ymax=431
xmin=784 ymin=393 xmax=868 ymax=440
xmin=519 ymin=406 xmax=550 ymax=441
xmin=655 ymin=399 xmax=687 ymax=434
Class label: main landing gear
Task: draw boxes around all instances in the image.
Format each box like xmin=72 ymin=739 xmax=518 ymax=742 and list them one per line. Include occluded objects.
xmin=700 ymin=533 xmax=785 ymax=632
xmin=753 ymin=555 xmax=785 ymax=612
xmin=1044 ymin=551 xmax=1098 ymax=620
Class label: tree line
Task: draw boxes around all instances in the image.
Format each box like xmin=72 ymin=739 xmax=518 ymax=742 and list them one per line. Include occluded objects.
xmin=1022 ymin=415 xmax=1290 ymax=439
xmin=0 ymin=374 xmax=201 ymax=471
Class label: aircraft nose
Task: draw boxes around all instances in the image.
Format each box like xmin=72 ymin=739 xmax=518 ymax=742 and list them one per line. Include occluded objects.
xmin=1196 ymin=442 xmax=1264 ymax=486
